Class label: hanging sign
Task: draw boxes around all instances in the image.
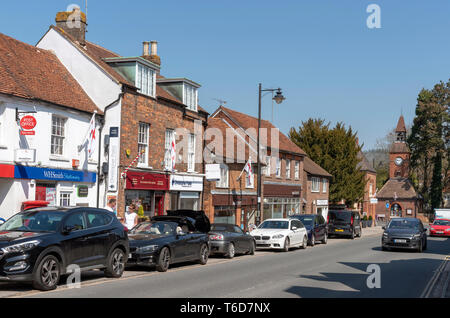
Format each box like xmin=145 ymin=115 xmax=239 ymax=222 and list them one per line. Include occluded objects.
xmin=19 ymin=115 xmax=37 ymax=135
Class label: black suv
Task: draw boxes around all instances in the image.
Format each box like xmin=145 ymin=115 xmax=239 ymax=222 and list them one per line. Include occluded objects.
xmin=327 ymin=210 xmax=362 ymax=239
xmin=0 ymin=207 xmax=129 ymax=291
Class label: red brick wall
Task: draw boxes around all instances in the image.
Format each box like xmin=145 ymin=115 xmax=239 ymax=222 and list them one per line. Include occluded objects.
xmin=116 ymin=90 xmax=207 ymax=217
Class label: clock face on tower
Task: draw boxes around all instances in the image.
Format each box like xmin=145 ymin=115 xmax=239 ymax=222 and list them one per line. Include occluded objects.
xmin=394 ymin=157 xmax=403 ymax=166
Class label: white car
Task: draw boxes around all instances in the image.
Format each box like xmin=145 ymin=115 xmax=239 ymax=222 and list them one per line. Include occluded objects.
xmin=251 ymin=218 xmax=308 ymax=251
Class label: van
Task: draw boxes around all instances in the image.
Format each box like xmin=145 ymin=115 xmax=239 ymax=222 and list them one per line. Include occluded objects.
xmin=327 ymin=210 xmax=362 ymax=239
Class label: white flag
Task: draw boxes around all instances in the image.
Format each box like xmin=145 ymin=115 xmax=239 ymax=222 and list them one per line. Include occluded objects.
xmin=171 ymin=132 xmax=176 ymax=171
xmin=244 ymin=157 xmax=254 ymax=187
xmin=86 ymin=113 xmax=96 ymax=158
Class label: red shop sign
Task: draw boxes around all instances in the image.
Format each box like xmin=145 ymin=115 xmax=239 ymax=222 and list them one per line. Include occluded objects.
xmin=20 ymin=115 xmax=37 ymax=130
xmin=125 ymin=172 xmax=169 ymax=191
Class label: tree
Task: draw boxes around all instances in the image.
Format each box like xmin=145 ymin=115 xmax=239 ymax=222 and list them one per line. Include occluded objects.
xmin=289 ymin=119 xmax=366 ymax=206
xmin=408 ymin=80 xmax=450 ymax=214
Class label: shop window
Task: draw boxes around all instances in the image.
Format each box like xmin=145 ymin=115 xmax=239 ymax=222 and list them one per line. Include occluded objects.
xmin=51 ymin=115 xmax=66 ymax=156
xmin=59 ymin=192 xmax=71 ymax=207
xmin=214 ymin=206 xmax=236 ymax=224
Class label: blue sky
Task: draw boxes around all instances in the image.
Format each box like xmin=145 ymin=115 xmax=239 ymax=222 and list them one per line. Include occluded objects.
xmin=2 ymin=1 xmax=450 ymax=150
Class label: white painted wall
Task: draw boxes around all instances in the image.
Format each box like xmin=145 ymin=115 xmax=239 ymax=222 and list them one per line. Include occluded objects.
xmin=37 ymin=28 xmax=122 ymax=111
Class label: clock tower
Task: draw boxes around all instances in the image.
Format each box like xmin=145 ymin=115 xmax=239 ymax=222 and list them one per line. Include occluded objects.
xmin=389 ymin=115 xmax=410 ymax=179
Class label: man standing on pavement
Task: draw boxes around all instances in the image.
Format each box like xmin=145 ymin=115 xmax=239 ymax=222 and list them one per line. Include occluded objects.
xmin=105 ymin=198 xmax=117 ymax=216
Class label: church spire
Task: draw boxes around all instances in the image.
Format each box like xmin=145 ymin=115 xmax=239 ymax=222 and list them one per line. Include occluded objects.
xmin=395 ymin=115 xmax=406 ymax=142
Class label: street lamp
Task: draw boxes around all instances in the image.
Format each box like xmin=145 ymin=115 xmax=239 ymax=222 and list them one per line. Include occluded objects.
xmin=255 ymin=84 xmax=285 ymax=226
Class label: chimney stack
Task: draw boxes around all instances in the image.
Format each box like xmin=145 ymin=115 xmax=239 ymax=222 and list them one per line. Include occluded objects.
xmin=55 ymin=8 xmax=87 ymax=45
xmin=142 ymin=40 xmax=161 ymax=66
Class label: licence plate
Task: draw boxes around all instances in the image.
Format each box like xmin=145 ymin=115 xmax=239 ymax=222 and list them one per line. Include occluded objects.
xmin=335 ymin=229 xmax=344 ymax=232
xmin=394 ymin=239 xmax=406 ymax=243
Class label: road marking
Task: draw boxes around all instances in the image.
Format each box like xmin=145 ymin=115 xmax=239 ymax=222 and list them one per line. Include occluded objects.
xmin=420 ymin=255 xmax=449 ymax=298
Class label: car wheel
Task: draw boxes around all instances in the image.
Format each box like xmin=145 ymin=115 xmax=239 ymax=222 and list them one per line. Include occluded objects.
xmin=309 ymin=234 xmax=315 ymax=246
xmin=32 ymin=254 xmax=60 ymax=291
xmin=417 ymin=240 xmax=423 ymax=253
xmin=248 ymin=240 xmax=256 ymax=255
xmin=301 ymin=235 xmax=307 ymax=249
xmin=322 ymin=232 xmax=328 ymax=244
xmin=104 ymin=248 xmax=125 ymax=278
xmin=198 ymin=244 xmax=209 ymax=265
xmin=357 ymin=229 xmax=362 ymax=238
xmin=226 ymin=243 xmax=235 ymax=259
xmin=155 ymin=247 xmax=171 ymax=272
xmin=350 ymin=230 xmax=355 ymax=240
xmin=283 ymin=237 xmax=290 ymax=252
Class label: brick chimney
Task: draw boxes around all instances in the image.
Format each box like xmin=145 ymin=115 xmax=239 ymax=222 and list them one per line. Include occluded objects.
xmin=142 ymin=41 xmax=161 ymax=66
xmin=55 ymin=8 xmax=87 ymax=45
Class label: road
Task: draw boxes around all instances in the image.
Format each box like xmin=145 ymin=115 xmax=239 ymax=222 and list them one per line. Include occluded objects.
xmin=5 ymin=229 xmax=448 ymax=298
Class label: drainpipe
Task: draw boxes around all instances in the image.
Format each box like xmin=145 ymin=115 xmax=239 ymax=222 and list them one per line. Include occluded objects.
xmin=96 ymin=93 xmax=124 ymax=208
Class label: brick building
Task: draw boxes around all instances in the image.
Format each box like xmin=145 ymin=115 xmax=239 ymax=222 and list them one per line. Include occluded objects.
xmin=357 ymin=150 xmax=377 ymax=225
xmin=37 ymin=9 xmax=208 ymax=217
xmin=375 ymin=115 xmax=423 ymax=221
xmin=204 ymin=106 xmax=327 ymax=228
xmin=302 ymin=157 xmax=332 ymax=219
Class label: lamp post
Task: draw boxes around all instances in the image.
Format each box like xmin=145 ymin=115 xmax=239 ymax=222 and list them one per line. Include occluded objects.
xmin=256 ymin=84 xmax=285 ymax=225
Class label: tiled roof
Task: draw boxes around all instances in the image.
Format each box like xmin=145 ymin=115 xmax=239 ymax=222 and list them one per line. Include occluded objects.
xmin=0 ymin=32 xmax=99 ymax=114
xmin=357 ymin=151 xmax=376 ymax=173
xmin=390 ymin=142 xmax=410 ymax=154
xmin=51 ymin=26 xmax=208 ymax=114
xmin=396 ymin=115 xmax=406 ymax=132
xmin=214 ymin=106 xmax=307 ymax=156
xmin=205 ymin=117 xmax=254 ymax=162
xmin=303 ymin=156 xmax=332 ymax=177
xmin=376 ymin=178 xmax=418 ymax=199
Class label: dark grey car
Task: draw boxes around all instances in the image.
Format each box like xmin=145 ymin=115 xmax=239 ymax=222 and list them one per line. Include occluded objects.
xmin=208 ymin=223 xmax=256 ymax=258
xmin=381 ymin=218 xmax=427 ymax=252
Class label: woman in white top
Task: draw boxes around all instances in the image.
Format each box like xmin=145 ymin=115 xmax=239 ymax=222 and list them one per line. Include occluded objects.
xmin=124 ymin=203 xmax=138 ymax=230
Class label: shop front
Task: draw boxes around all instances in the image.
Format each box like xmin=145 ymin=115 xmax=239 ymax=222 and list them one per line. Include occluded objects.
xmin=125 ymin=171 xmax=169 ymax=217
xmin=263 ymin=183 xmax=301 ymax=220
xmin=11 ymin=165 xmax=97 ymax=215
xmin=169 ymin=175 xmax=203 ymax=211
xmin=315 ymin=199 xmax=329 ymax=220
xmin=211 ymin=193 xmax=258 ymax=227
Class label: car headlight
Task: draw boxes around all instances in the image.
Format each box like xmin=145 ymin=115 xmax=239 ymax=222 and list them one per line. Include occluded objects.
xmin=1 ymin=240 xmax=41 ymax=254
xmin=412 ymin=234 xmax=421 ymax=239
xmin=136 ymin=245 xmax=159 ymax=253
xmin=272 ymin=234 xmax=284 ymax=239
xmin=383 ymin=232 xmax=389 ymax=237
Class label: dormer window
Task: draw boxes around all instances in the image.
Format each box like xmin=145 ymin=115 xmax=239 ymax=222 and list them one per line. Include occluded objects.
xmin=136 ymin=63 xmax=156 ymax=97
xmin=183 ymin=83 xmax=198 ymax=112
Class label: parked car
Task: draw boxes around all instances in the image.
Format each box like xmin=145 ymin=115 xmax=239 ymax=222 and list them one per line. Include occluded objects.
xmin=0 ymin=207 xmax=129 ymax=291
xmin=327 ymin=210 xmax=362 ymax=239
xmin=127 ymin=210 xmax=210 ymax=272
xmin=290 ymin=214 xmax=328 ymax=246
xmin=209 ymin=223 xmax=256 ymax=258
xmin=250 ymin=218 xmax=308 ymax=252
xmin=429 ymin=219 xmax=450 ymax=237
xmin=382 ymin=218 xmax=427 ymax=252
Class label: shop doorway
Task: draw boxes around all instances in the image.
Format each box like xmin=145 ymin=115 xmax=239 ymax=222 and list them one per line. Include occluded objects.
xmin=155 ymin=195 xmax=164 ymax=216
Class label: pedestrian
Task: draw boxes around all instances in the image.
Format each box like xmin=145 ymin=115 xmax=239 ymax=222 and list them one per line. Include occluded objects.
xmin=105 ymin=198 xmax=117 ymax=216
xmin=123 ymin=203 xmax=138 ymax=230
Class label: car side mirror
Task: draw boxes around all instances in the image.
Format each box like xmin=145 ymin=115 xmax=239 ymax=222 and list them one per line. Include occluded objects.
xmin=62 ymin=225 xmax=76 ymax=234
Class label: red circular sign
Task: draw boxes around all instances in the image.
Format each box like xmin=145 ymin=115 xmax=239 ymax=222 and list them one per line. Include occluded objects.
xmin=20 ymin=116 xmax=37 ymax=130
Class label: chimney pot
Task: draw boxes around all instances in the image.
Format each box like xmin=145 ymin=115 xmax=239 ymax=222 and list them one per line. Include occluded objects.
xmin=150 ymin=41 xmax=158 ymax=56
xmin=143 ymin=41 xmax=150 ymax=56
